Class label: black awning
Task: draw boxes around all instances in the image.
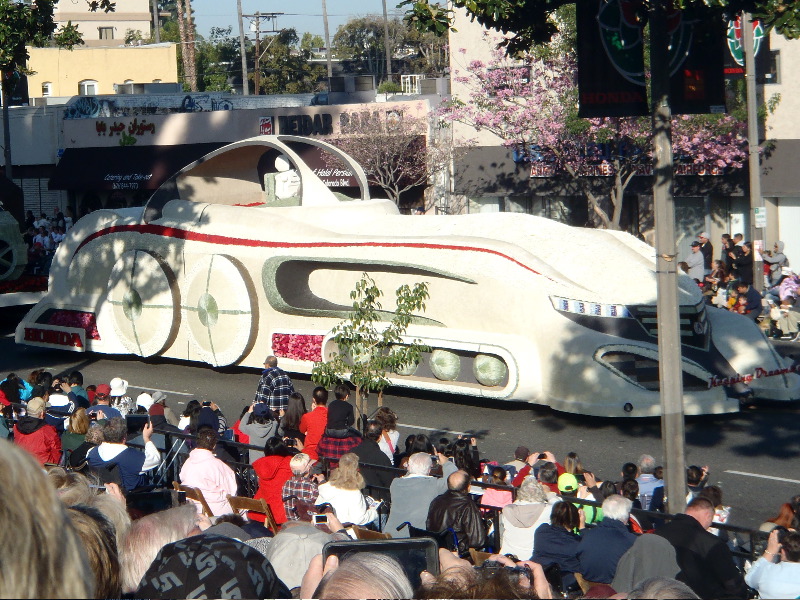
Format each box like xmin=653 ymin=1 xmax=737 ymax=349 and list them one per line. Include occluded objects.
xmin=49 ymin=143 xmax=227 ymax=191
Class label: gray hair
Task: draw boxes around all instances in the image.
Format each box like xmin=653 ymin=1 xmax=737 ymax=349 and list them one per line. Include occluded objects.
xmin=516 ymin=476 xmax=548 ymax=503
xmin=407 ymin=452 xmax=433 ymax=476
xmin=290 ymin=453 xmax=312 ymax=475
xmin=119 ymin=503 xmax=198 ymax=593
xmin=0 ymin=439 xmax=94 ymax=598
xmin=628 ymin=577 xmax=699 ymax=599
xmin=602 ymin=494 xmax=633 ymax=523
xmin=316 ymin=552 xmax=413 ymax=599
xmin=638 ymin=454 xmax=656 ymax=475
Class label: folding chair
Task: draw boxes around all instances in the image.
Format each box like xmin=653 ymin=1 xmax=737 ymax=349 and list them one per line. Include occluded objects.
xmin=172 ymin=481 xmax=214 ymax=518
xmin=227 ymin=494 xmax=280 ymax=535
xmin=396 ymin=522 xmax=459 ymax=553
xmin=351 ymin=524 xmax=392 ymax=540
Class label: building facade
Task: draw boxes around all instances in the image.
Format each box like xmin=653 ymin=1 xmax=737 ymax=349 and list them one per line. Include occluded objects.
xmin=53 ymin=0 xmax=152 ymax=48
xmin=27 ymin=44 xmax=179 ymax=99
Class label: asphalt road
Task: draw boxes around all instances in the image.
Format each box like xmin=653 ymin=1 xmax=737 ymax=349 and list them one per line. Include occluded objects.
xmin=2 ymin=305 xmax=799 ymax=531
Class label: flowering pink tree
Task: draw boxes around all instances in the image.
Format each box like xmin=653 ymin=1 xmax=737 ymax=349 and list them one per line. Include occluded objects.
xmin=442 ymin=42 xmax=748 ymax=229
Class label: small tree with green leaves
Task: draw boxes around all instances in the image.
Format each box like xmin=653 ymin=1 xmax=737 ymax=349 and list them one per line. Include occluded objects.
xmin=312 ymin=273 xmax=430 ymax=420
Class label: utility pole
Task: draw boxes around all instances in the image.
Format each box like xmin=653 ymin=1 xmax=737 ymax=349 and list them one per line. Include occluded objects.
xmin=254 ymin=12 xmax=261 ymax=95
xmin=237 ymin=0 xmax=248 ymax=95
xmin=151 ymin=0 xmax=160 ymax=43
xmin=382 ymin=0 xmax=392 ymax=80
xmin=743 ymin=13 xmax=765 ymax=292
xmin=322 ymin=0 xmax=333 ymax=79
xmin=650 ymin=0 xmax=687 ymax=515
xmin=243 ymin=13 xmax=283 ymax=97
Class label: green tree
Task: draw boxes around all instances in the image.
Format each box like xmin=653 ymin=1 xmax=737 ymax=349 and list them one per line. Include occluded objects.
xmin=311 ymin=273 xmax=430 ymax=419
xmin=300 ymin=32 xmax=324 ymax=52
xmin=196 ymin=26 xmax=240 ymax=92
xmin=255 ymin=28 xmax=325 ymax=94
xmin=333 ymin=15 xmax=405 ymax=77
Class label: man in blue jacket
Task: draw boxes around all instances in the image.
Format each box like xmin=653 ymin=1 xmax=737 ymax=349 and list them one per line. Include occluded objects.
xmin=577 ymin=494 xmax=637 ymax=584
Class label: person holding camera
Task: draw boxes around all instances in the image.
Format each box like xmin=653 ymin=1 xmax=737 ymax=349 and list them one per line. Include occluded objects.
xmin=745 ymin=528 xmax=800 ymax=599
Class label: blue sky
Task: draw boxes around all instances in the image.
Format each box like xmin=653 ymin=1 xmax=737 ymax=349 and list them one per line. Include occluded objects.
xmin=191 ymin=0 xmax=405 ymax=40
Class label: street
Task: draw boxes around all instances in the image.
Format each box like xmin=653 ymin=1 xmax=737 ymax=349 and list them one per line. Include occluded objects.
xmin=2 ymin=304 xmax=799 ymax=530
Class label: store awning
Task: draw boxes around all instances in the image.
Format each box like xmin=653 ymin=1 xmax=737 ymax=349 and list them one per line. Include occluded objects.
xmin=49 ymin=143 xmax=226 ymax=191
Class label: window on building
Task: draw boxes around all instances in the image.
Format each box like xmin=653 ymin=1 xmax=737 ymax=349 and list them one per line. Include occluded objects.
xmin=79 ymin=80 xmax=98 ymax=96
xmin=98 ymin=27 xmax=114 ymax=40
xmin=41 ymin=82 xmax=52 ymax=97
xmin=152 ymin=79 xmax=162 ymax=84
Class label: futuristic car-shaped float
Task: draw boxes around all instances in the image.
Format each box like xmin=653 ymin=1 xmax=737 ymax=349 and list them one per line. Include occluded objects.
xmin=16 ymin=136 xmax=800 ymax=416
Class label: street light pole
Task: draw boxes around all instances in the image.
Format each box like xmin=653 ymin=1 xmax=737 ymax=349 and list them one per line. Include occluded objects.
xmin=237 ymin=0 xmax=249 ymax=95
xmin=382 ymin=0 xmax=392 ymax=81
xmin=322 ymin=0 xmax=333 ymax=79
xmin=650 ymin=0 xmax=687 ymax=515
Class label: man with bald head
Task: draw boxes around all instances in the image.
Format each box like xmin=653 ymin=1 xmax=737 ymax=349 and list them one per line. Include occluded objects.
xmin=655 ymin=497 xmax=747 ymax=599
xmin=426 ymin=469 xmax=486 ymax=556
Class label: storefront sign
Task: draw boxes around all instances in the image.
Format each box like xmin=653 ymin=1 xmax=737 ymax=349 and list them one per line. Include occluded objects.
xmin=277 ymin=114 xmax=333 ymax=136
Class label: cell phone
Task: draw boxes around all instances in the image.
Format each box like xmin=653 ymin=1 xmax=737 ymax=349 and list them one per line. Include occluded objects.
xmin=537 ymin=453 xmax=547 ymax=460
xmin=312 ymin=513 xmax=328 ymax=525
xmin=322 ymin=538 xmax=439 ymax=590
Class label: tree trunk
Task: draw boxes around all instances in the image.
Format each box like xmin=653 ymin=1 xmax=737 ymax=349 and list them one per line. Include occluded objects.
xmin=175 ymin=0 xmax=189 ymax=89
xmin=377 ymin=389 xmax=383 ymax=407
xmin=184 ymin=0 xmax=198 ymax=91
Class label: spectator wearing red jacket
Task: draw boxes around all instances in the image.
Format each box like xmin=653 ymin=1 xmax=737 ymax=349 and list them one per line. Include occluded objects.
xmin=14 ymin=397 xmax=61 ymax=465
xmin=299 ymin=386 xmax=329 ymax=460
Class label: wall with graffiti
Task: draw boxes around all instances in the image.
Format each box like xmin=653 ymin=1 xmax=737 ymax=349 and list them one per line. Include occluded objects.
xmin=63 ymin=92 xmax=316 ymax=120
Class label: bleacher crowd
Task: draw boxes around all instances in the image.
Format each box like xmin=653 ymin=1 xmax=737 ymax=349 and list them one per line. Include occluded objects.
xmin=0 ymin=365 xmax=798 ymax=599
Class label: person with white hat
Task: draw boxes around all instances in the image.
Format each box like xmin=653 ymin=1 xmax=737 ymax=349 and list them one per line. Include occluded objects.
xmin=109 ymin=377 xmax=133 ymax=416
xmin=136 ymin=392 xmax=154 ymax=414
xmin=697 ymin=232 xmax=713 ymax=275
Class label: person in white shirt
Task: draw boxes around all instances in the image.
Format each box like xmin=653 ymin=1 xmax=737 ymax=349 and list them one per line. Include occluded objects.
xmin=745 ymin=529 xmax=800 ymax=599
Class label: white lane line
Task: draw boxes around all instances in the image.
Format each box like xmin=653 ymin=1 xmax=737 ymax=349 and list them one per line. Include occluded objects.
xmin=127 ymin=385 xmax=194 ymax=397
xmin=724 ymin=470 xmax=800 ymax=485
xmin=398 ymin=423 xmax=468 ymax=437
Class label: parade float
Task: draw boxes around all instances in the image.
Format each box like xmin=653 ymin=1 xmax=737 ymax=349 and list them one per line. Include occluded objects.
xmin=0 ymin=208 xmax=46 ymax=307
xmin=15 ymin=136 xmax=800 ymax=416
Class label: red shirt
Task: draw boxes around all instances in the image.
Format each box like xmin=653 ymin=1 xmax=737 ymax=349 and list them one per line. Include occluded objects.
xmin=299 ymin=406 xmax=328 ymax=460
xmin=253 ymin=454 xmax=293 ymax=524
xmin=232 ymin=419 xmax=250 ymax=445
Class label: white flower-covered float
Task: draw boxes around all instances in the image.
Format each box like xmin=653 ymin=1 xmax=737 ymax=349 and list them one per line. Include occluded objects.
xmin=16 ymin=136 xmax=800 ymax=416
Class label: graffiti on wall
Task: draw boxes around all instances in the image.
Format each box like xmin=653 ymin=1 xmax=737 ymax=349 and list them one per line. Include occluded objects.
xmin=64 ymin=92 xmax=315 ymax=120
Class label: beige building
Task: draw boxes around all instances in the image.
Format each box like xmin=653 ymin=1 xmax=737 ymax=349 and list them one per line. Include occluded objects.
xmin=27 ymin=44 xmax=179 ymax=98
xmin=54 ymin=0 xmax=152 ymax=48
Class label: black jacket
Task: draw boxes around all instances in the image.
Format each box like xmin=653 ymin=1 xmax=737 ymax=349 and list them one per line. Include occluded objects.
xmin=427 ymin=490 xmax=486 ymax=555
xmin=656 ymin=513 xmax=747 ymax=600
xmin=351 ymin=438 xmax=395 ymax=501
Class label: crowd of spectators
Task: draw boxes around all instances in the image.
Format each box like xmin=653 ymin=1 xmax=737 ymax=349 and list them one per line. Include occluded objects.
xmin=1 ymin=365 xmax=799 ymax=599
xmin=681 ymin=231 xmax=800 ymax=340
xmin=19 ymin=207 xmax=75 ymax=275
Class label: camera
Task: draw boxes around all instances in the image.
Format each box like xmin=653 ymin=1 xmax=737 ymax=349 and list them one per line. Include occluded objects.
xmin=284 ymin=438 xmax=296 ymax=447
xmin=312 ymin=513 xmax=328 ymax=525
xmin=537 ymin=453 xmax=547 ymax=460
xmin=202 ymin=401 xmax=212 ymax=407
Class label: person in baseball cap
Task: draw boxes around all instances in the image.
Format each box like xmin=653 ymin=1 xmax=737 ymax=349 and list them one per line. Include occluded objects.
xmin=86 ymin=385 xmax=122 ymax=421
xmin=697 ymin=232 xmax=713 ymax=273
xmin=558 ymin=473 xmax=580 ymax=494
